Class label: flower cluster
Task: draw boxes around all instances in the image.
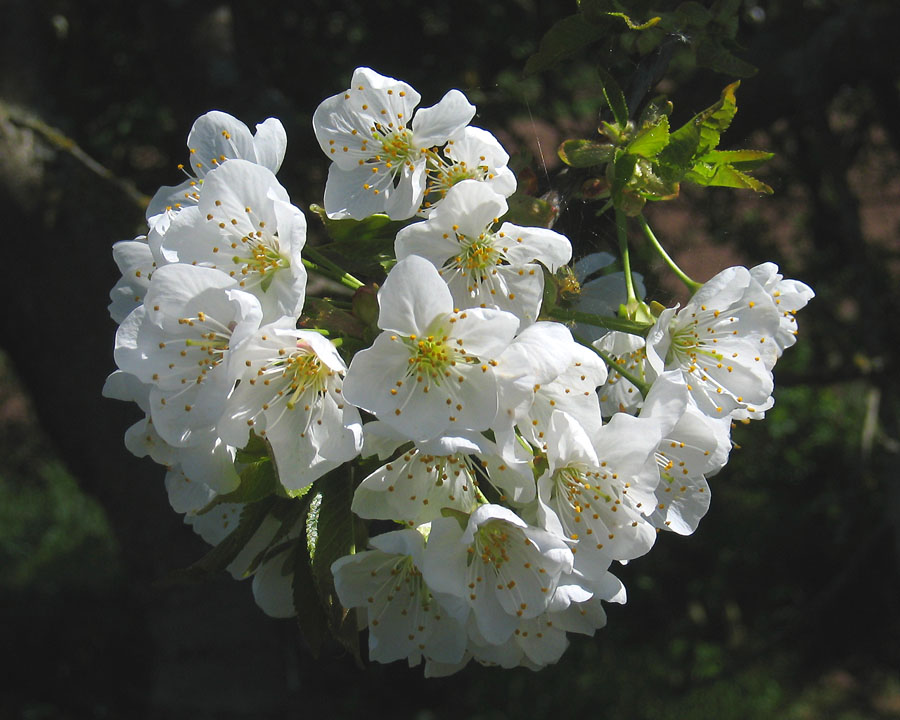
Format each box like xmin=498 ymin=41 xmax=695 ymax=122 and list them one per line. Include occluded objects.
xmin=105 ymin=68 xmax=813 ymax=674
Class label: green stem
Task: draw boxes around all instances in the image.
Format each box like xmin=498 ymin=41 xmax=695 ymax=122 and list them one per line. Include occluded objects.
xmin=575 ymin=333 xmax=652 ymax=398
xmin=637 ymin=213 xmax=702 ymax=293
xmin=547 ymin=306 xmax=653 ymax=336
xmin=302 ymin=246 xmax=364 ymax=290
xmin=301 ymin=256 xmax=364 ymax=292
xmin=616 ymin=207 xmax=638 ymax=305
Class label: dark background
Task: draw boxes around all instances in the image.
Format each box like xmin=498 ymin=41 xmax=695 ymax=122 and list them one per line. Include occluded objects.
xmin=1 ymin=0 xmax=899 ymax=718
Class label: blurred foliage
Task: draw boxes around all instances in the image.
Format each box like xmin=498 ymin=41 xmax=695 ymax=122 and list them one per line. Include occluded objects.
xmin=1 ymin=0 xmax=900 ymax=718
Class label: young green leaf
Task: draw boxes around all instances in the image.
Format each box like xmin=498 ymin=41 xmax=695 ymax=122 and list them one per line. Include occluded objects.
xmin=627 ymin=116 xmax=670 ymax=158
xmin=597 ymin=66 xmax=629 ymax=128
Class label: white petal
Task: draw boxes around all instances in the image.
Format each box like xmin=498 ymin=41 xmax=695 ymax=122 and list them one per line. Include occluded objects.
xmin=412 ymin=89 xmax=476 ymax=148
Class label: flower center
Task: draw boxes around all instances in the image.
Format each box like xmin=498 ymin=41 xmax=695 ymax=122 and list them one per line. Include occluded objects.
xmin=374 ymin=126 xmax=414 ymax=164
xmin=668 ymin=320 xmax=724 ymax=369
xmin=427 ymin=155 xmax=487 ymax=198
xmin=278 ymin=343 xmax=330 ymax=410
xmin=475 ymin=522 xmax=512 ymax=570
xmin=452 ymin=233 xmax=502 ymax=279
xmin=404 ymin=333 xmax=466 ymax=384
xmin=178 ymin=310 xmax=232 ymax=382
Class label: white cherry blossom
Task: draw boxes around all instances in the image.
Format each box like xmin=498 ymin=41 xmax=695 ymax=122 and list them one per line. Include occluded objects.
xmin=512 ymin=342 xmax=608 ymax=453
xmin=159 ymin=159 xmax=307 ymax=322
xmin=331 ymin=529 xmax=468 ymax=667
xmin=395 ymin=180 xmax=571 ymax=325
xmin=423 ymin=126 xmax=517 ymax=208
xmin=749 ymin=262 xmax=815 ymax=355
xmin=313 ymin=67 xmax=475 ymax=220
xmin=147 ymin=111 xmax=287 ymax=233
xmin=217 ymin=319 xmax=362 ymax=495
xmin=645 ymin=266 xmax=781 ymax=419
xmin=536 ymin=411 xmax=663 ymax=573
xmin=640 ymin=373 xmax=731 ymax=534
xmin=113 ymin=264 xmax=262 ymax=449
xmin=108 ymin=236 xmax=158 ymax=324
xmin=342 ymin=256 xmax=520 ymax=442
xmin=423 ymin=505 xmax=575 ymax=646
xmin=594 ymin=331 xmax=649 ymax=418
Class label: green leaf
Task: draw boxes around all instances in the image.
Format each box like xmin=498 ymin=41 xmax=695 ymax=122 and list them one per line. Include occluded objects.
xmin=675 ymin=1 xmax=714 ymax=27
xmin=232 ymin=459 xmax=278 ymax=504
xmin=627 ymin=116 xmax=670 ymax=158
xmin=701 ymin=149 xmax=774 ymax=170
xmin=306 ymin=471 xmax=362 ymax=666
xmin=685 ymin=162 xmax=773 ymax=193
xmin=558 ymin=139 xmax=615 ymax=168
xmin=524 ymin=14 xmax=608 ymax=75
xmin=695 ymin=37 xmax=758 ymax=78
xmin=291 ymin=535 xmax=328 ymax=658
xmin=243 ymin=498 xmax=309 ymax=576
xmin=658 ymin=81 xmax=741 ymax=173
xmin=198 ymin=437 xmax=280 ymax=516
xmin=612 ymin=152 xmax=638 ymax=199
xmin=596 ymin=66 xmax=629 ymax=128
xmin=161 ymin=497 xmax=277 ymax=584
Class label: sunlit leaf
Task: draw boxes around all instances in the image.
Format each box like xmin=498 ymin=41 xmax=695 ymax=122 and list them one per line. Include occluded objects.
xmin=627 ymin=116 xmax=670 ymax=158
xmin=686 ymin=161 xmax=773 ymax=193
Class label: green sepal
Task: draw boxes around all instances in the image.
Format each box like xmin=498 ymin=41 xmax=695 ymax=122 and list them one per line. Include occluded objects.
xmin=235 ymin=431 xmax=270 ymax=464
xmin=620 ymin=298 xmax=656 ymax=325
xmin=309 ymin=204 xmax=410 ymax=277
xmin=441 ymin=507 xmax=470 ymax=530
xmin=558 ymin=139 xmax=615 ymax=168
xmin=198 ymin=435 xmax=279 ymax=516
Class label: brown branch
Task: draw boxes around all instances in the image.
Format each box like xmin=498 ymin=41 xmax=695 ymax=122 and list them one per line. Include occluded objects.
xmin=0 ymin=98 xmax=150 ymax=210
